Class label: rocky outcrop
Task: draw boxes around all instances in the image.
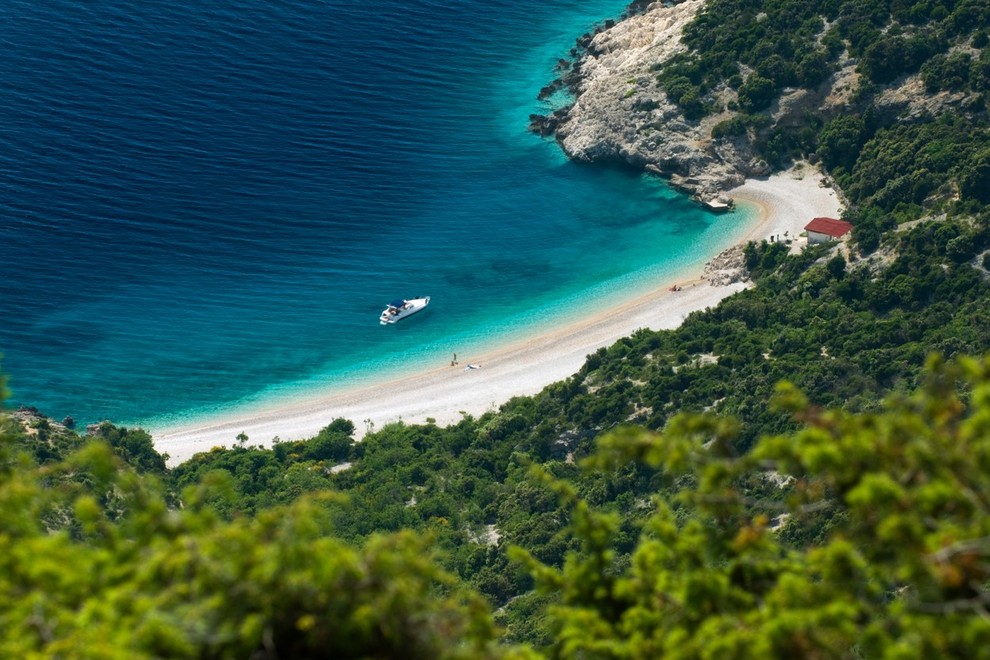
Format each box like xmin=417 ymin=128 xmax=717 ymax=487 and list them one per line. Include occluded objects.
xmin=703 ymin=245 xmax=748 ymax=286
xmin=13 ymin=406 xmax=70 ymax=434
xmin=533 ymin=1 xmax=859 ymax=201
xmin=530 ymin=0 xmax=978 ymax=206
xmin=875 ymin=74 xmax=970 ymax=121
xmin=540 ymin=0 xmax=748 ymax=199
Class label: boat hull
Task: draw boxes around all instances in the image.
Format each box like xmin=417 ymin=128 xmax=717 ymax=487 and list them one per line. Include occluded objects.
xmin=380 ymin=296 xmax=430 ymax=324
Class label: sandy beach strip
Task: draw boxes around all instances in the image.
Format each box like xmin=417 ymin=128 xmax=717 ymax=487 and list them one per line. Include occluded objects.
xmin=152 ymin=166 xmax=843 ymax=464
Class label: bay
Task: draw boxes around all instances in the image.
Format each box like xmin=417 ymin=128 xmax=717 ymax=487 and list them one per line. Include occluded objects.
xmin=0 ymin=0 xmax=751 ymax=427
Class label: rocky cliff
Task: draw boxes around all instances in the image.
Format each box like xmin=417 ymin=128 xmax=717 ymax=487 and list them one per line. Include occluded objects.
xmin=535 ymin=1 xmax=852 ymax=201
xmin=533 ymin=0 xmax=745 ymax=201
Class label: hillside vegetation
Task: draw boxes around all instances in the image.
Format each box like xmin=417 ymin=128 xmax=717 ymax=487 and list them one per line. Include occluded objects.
xmin=5 ymin=0 xmax=990 ymax=656
xmin=6 ymin=357 xmax=990 ymax=656
xmin=667 ymin=0 xmax=990 ymax=222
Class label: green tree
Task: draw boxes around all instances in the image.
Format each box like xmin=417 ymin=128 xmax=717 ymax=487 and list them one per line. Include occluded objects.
xmin=817 ymin=115 xmax=866 ymax=172
xmin=738 ymin=74 xmax=776 ymax=113
xmin=515 ymin=356 xmax=990 ymax=658
xmin=961 ymin=148 xmax=990 ymax=204
xmin=0 ymin=409 xmax=517 ymax=658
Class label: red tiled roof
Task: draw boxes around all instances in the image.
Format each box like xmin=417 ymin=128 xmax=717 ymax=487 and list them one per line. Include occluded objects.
xmin=805 ymin=217 xmax=853 ymax=237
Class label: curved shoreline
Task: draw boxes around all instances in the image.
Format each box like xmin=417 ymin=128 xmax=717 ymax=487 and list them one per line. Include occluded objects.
xmin=152 ymin=165 xmax=842 ymax=465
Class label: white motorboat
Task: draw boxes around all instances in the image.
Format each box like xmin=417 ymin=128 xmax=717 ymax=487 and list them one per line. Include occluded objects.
xmin=380 ymin=296 xmax=430 ymax=325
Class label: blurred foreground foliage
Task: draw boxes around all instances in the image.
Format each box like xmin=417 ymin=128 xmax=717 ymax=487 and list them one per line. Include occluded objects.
xmin=519 ymin=354 xmax=990 ymax=657
xmin=0 ymin=410 xmax=512 ymax=659
xmin=5 ymin=356 xmax=990 ymax=656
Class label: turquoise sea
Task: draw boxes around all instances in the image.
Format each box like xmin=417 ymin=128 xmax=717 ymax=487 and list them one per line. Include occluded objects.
xmin=0 ymin=0 xmax=755 ymax=429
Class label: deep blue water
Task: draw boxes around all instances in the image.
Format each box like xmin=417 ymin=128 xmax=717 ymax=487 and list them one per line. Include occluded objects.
xmin=0 ymin=0 xmax=753 ymax=428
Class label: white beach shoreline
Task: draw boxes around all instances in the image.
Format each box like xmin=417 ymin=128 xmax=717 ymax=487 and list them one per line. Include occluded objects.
xmin=152 ymin=166 xmax=843 ymax=464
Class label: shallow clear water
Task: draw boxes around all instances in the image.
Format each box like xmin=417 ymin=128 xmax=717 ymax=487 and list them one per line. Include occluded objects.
xmin=0 ymin=0 xmax=753 ymax=427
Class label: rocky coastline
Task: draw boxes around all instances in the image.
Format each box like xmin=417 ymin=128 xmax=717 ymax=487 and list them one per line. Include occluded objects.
xmin=703 ymin=245 xmax=748 ymax=287
xmin=528 ymin=0 xmax=853 ymax=203
xmin=529 ymin=0 xmax=752 ymax=202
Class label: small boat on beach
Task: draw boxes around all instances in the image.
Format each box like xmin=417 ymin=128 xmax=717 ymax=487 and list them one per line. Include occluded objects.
xmin=380 ymin=296 xmax=430 ymax=325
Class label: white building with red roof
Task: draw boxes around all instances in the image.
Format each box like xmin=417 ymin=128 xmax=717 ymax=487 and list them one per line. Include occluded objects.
xmin=805 ymin=217 xmax=853 ymax=244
